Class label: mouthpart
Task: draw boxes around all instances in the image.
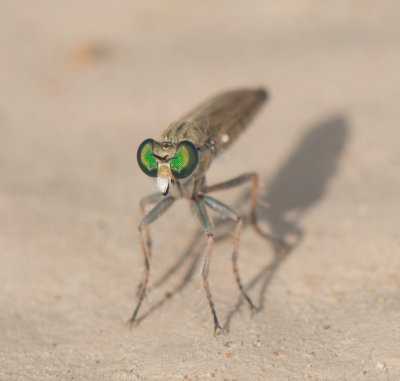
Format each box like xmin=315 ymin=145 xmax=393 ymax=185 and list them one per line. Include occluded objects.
xmin=157 ymin=176 xmax=170 ymax=196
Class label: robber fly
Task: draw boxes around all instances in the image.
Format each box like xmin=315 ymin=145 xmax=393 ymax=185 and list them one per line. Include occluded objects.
xmin=129 ymin=87 xmax=284 ymax=334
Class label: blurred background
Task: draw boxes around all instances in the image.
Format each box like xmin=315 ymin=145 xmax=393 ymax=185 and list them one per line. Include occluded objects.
xmin=1 ymin=1 xmax=399 ymax=379
xmin=2 ymin=1 xmax=398 ymax=212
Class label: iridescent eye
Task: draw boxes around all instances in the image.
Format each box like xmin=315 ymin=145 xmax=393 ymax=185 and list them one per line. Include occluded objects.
xmin=137 ymin=139 xmax=158 ymax=177
xmin=170 ymin=141 xmax=198 ymax=179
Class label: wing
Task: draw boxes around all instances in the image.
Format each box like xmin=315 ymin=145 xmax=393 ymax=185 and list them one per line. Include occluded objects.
xmin=178 ymin=88 xmax=268 ymax=153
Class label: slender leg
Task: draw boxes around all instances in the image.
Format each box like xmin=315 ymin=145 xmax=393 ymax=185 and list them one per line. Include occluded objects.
xmin=201 ymin=172 xmax=288 ymax=255
xmin=201 ymin=195 xmax=257 ymax=312
xmin=139 ymin=193 xmax=163 ymax=260
xmin=135 ymin=193 xmax=163 ymax=296
xmin=192 ymin=199 xmax=222 ymax=335
xmin=128 ymin=196 xmax=175 ymax=326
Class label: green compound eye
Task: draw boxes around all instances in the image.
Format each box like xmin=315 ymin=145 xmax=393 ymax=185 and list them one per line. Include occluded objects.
xmin=170 ymin=141 xmax=199 ymax=179
xmin=137 ymin=139 xmax=158 ymax=177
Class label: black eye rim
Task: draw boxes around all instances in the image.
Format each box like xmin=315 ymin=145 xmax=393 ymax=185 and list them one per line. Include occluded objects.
xmin=170 ymin=140 xmax=199 ymax=179
xmin=137 ymin=138 xmax=158 ymax=177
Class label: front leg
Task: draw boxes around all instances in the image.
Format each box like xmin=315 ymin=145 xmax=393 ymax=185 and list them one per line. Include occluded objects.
xmin=192 ymin=198 xmax=222 ymax=335
xmin=128 ymin=196 xmax=175 ymax=327
xmin=139 ymin=193 xmax=163 ymax=260
xmin=200 ymin=195 xmax=257 ymax=312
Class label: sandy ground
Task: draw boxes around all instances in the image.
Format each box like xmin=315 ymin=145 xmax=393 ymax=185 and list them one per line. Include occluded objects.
xmin=1 ymin=1 xmax=400 ymax=380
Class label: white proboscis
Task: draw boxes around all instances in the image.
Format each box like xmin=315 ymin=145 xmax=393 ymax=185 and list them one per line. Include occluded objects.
xmin=157 ymin=176 xmax=170 ymax=195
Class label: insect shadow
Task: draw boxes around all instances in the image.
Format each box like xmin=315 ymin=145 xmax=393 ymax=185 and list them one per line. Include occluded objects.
xmin=135 ymin=115 xmax=349 ymax=330
xmin=223 ymin=115 xmax=349 ymax=331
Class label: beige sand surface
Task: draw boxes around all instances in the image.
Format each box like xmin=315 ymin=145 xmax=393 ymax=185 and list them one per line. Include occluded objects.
xmin=1 ymin=1 xmax=400 ymax=380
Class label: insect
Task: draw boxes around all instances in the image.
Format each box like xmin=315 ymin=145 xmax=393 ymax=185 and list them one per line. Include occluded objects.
xmin=129 ymin=88 xmax=284 ymax=334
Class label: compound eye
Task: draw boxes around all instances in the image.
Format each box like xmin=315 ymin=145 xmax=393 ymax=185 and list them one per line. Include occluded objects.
xmin=170 ymin=141 xmax=198 ymax=179
xmin=137 ymin=139 xmax=158 ymax=177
